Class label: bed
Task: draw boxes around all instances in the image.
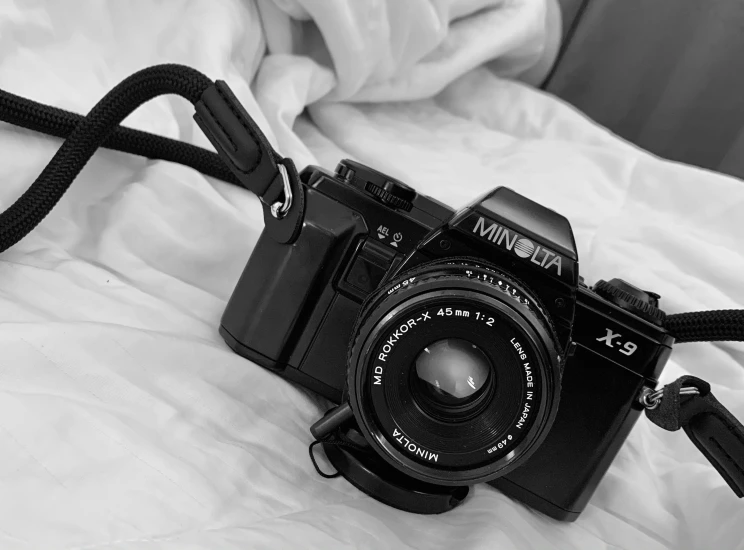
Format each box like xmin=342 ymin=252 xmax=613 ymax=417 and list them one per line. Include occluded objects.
xmin=0 ymin=1 xmax=742 ymax=549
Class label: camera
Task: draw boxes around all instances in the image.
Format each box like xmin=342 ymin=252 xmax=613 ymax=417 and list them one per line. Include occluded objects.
xmin=219 ymin=159 xmax=673 ymax=521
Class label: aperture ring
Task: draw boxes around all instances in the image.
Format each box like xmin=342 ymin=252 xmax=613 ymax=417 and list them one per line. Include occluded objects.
xmin=349 ymin=259 xmax=559 ymax=368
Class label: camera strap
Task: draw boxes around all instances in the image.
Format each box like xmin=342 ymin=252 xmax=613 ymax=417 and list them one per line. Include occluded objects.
xmin=0 ymin=63 xmax=304 ymax=249
xmin=641 ymin=375 xmax=744 ymax=497
xmin=0 ymin=63 xmax=742 ymax=495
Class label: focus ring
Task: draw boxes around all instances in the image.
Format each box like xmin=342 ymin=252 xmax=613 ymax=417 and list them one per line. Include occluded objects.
xmin=344 ymin=259 xmax=564 ymax=485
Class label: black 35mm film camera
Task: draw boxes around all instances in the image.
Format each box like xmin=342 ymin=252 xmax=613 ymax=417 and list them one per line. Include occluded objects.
xmin=0 ymin=68 xmax=739 ymax=524
xmin=220 ymin=159 xmax=672 ymax=521
xmin=220 ymin=159 xmax=673 ymax=520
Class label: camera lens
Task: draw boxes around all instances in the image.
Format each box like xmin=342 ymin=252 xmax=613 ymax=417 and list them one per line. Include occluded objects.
xmin=347 ymin=261 xmax=562 ymax=486
xmin=413 ymin=338 xmax=493 ymax=418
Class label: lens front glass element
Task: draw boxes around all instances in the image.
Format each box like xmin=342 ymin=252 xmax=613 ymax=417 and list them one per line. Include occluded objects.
xmin=413 ymin=338 xmax=493 ymax=416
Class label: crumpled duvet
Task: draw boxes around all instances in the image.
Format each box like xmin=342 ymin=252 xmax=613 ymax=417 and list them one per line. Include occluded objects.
xmin=0 ymin=1 xmax=742 ymax=549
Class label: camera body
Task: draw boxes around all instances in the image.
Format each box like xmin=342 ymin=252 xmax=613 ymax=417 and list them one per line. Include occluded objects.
xmin=220 ymin=160 xmax=673 ymax=521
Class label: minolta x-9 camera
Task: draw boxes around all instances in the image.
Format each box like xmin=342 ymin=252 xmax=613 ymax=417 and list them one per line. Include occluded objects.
xmin=0 ymin=69 xmax=739 ymax=525
xmin=220 ymin=159 xmax=672 ymax=521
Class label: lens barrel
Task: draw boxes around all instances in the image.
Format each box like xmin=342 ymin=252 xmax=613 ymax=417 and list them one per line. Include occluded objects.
xmin=347 ymin=261 xmax=562 ymax=486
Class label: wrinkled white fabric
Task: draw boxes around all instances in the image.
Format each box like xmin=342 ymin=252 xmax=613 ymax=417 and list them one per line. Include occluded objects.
xmin=256 ymin=0 xmax=555 ymax=101
xmin=0 ymin=1 xmax=742 ymax=549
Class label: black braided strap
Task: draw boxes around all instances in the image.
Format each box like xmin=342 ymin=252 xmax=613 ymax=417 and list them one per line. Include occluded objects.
xmin=0 ymin=86 xmax=237 ymax=186
xmin=1 ymin=64 xmax=743 ymax=340
xmin=667 ymin=310 xmax=744 ymax=343
xmin=0 ymin=64 xmax=215 ymax=253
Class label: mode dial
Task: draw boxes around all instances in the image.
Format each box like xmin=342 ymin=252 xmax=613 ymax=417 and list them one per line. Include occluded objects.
xmin=593 ymin=278 xmax=665 ymax=325
xmin=365 ymin=180 xmax=416 ymax=211
xmin=336 ymin=159 xmax=416 ymax=211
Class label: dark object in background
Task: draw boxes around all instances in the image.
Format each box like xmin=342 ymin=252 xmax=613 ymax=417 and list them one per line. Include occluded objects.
xmin=546 ymin=0 xmax=744 ymax=181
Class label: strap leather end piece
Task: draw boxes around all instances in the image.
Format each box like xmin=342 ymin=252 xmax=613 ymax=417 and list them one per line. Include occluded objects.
xmin=194 ymin=81 xmax=305 ymax=244
xmin=193 ymin=81 xmax=276 ymax=199
xmin=647 ymin=375 xmax=744 ymax=498
xmin=682 ymin=392 xmax=744 ymax=498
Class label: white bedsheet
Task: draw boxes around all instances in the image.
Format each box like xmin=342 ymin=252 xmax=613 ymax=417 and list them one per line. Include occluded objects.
xmin=0 ymin=1 xmax=742 ymax=549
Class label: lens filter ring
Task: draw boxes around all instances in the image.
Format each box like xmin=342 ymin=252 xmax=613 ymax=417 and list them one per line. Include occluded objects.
xmin=347 ymin=261 xmax=562 ymax=486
